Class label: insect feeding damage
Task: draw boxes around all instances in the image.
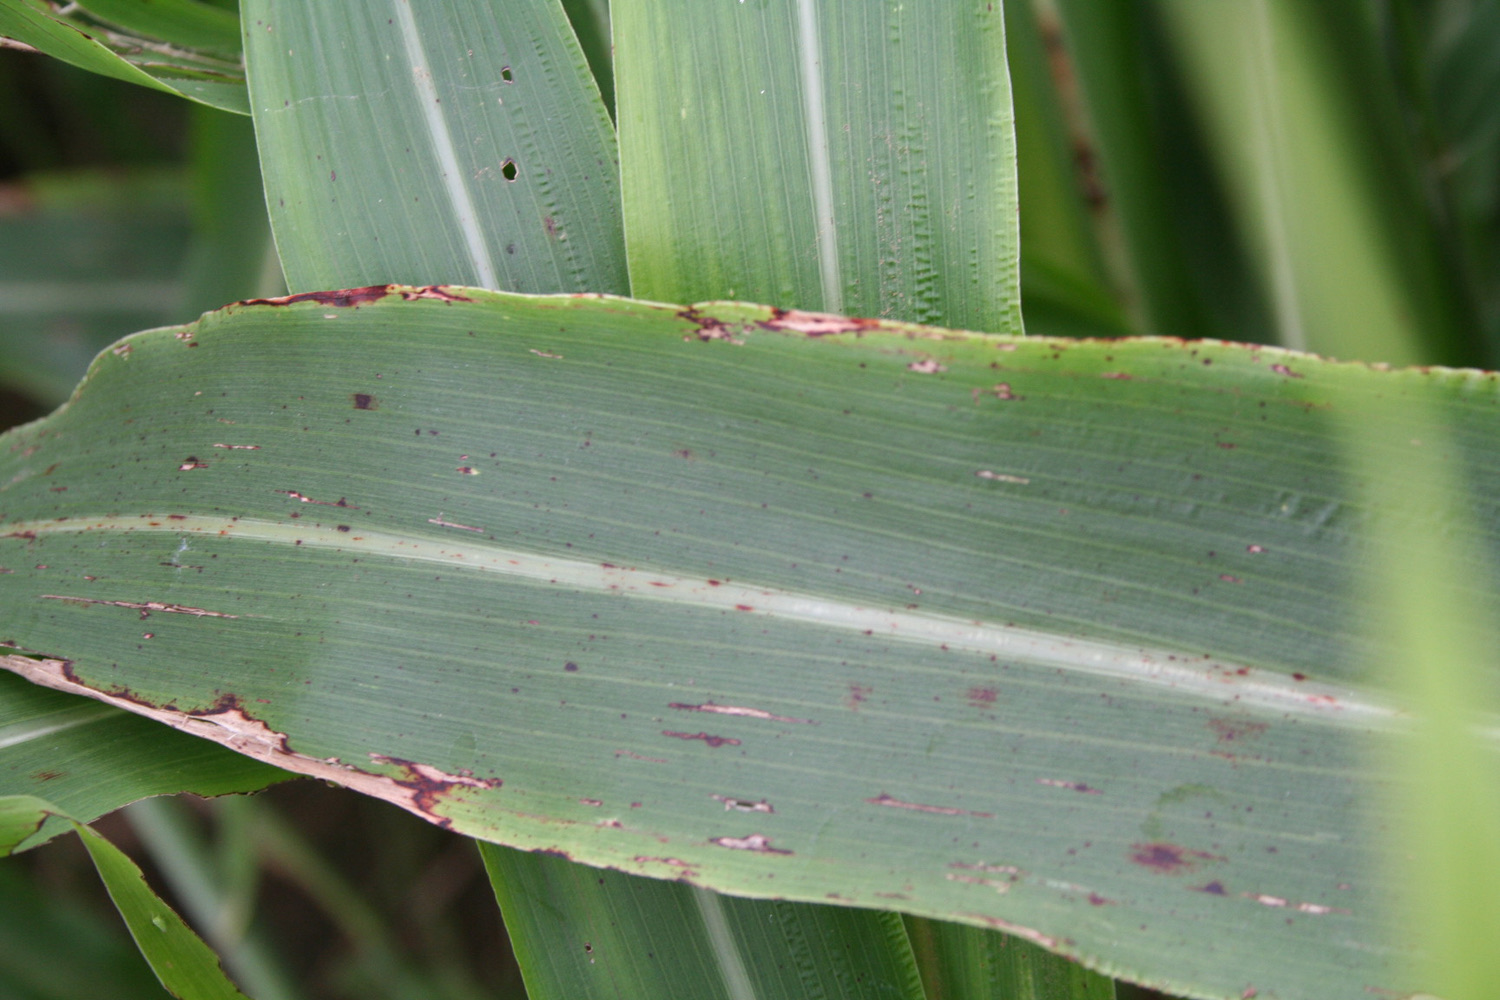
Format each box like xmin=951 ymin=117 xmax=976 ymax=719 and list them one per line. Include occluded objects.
xmin=239 ymin=285 xmax=472 ymax=309
xmin=711 ymin=833 xmax=792 ymax=855
xmin=0 ymin=655 xmax=501 ymax=830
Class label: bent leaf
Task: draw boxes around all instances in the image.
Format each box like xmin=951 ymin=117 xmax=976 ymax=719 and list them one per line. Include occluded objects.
xmin=2 ymin=288 xmax=1497 ymax=1000
xmin=0 ymin=0 xmax=247 ymax=114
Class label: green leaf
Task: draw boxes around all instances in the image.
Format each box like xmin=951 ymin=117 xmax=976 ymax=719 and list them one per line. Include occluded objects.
xmin=613 ymin=0 xmax=1020 ymax=332
xmin=0 ymin=0 xmax=247 ymax=114
xmin=73 ymin=818 xmax=254 ymax=1000
xmin=1347 ymin=396 xmax=1500 ymax=1000
xmin=1 ymin=795 xmax=252 ymax=998
xmin=73 ymin=0 xmax=241 ymax=59
xmin=905 ymin=915 xmax=1115 ymax=1000
xmin=2 ymin=287 xmax=1494 ymax=999
xmin=0 ymin=670 xmax=286 ymax=854
xmin=242 ymin=0 xmax=626 ymax=295
xmin=483 ymin=842 xmax=926 ymax=1000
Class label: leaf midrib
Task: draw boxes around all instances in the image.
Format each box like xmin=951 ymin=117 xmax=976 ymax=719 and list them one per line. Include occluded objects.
xmin=4 ymin=513 xmax=1397 ymax=726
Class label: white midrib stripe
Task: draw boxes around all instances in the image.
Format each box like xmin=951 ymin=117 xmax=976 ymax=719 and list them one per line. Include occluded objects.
xmin=392 ymin=0 xmax=499 ymax=290
xmin=693 ymin=887 xmax=759 ymax=1000
xmin=0 ymin=703 xmax=116 ymax=751
xmin=794 ymin=0 xmax=842 ymax=313
xmin=4 ymin=514 xmax=1399 ymax=727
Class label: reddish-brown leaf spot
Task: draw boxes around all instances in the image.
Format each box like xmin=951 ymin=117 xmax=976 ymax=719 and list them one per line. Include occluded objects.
xmin=662 ymin=730 xmax=741 ymax=748
xmin=1208 ymin=718 xmax=1269 ymax=743
xmin=1129 ymin=842 xmax=1225 ymax=874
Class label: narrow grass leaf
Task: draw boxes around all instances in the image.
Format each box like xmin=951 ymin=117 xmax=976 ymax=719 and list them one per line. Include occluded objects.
xmin=74 ymin=818 xmax=254 ymax=1000
xmin=1345 ymin=397 xmax=1500 ymax=1000
xmin=73 ymin=0 xmax=241 ymax=59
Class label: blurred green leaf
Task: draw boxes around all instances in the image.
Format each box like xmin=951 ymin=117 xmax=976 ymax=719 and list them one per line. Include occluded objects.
xmin=614 ymin=0 xmax=1019 ymax=332
xmin=1 ymin=794 xmax=253 ymax=999
xmin=0 ymin=167 xmax=192 ymax=405
xmin=1160 ymin=0 xmax=1480 ymax=365
xmin=0 ymin=857 xmax=173 ymax=1000
xmin=1345 ymin=395 xmax=1500 ymax=1000
xmin=485 ymin=842 xmax=926 ymax=1000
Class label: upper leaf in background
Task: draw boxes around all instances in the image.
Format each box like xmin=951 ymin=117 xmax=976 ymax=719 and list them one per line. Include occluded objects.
xmin=613 ymin=0 xmax=1020 ymax=333
xmin=1 ymin=287 xmax=1495 ymax=1000
xmin=242 ymin=0 xmax=627 ymax=295
xmin=0 ymin=0 xmax=247 ymax=114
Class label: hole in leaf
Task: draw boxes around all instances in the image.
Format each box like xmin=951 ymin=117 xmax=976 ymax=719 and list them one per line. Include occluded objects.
xmin=501 ymin=158 xmax=518 ymax=181
xmin=501 ymin=66 xmax=513 ymax=82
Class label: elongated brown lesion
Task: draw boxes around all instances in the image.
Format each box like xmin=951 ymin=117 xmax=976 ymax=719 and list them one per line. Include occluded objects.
xmin=41 ymin=595 xmax=239 ymax=619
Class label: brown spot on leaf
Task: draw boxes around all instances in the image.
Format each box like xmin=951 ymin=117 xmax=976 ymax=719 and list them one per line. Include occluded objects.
xmin=1129 ymin=842 xmax=1225 ymax=874
xmin=662 ymin=730 xmax=740 ymax=748
xmin=1194 ymin=880 xmax=1229 ymax=895
xmin=1208 ymin=718 xmax=1269 ymax=743
xmin=1035 ymin=778 xmax=1101 ymax=794
xmin=865 ymin=793 xmax=993 ymax=818
xmin=759 ymin=307 xmax=884 ymax=337
xmin=967 ymin=687 xmax=998 ymax=706
xmin=669 ymin=702 xmax=813 ymax=724
xmin=352 ymin=393 xmax=377 ymax=410
xmin=42 ymin=595 xmax=239 ymax=619
xmin=244 ymin=286 xmax=391 ymax=308
xmin=367 ymin=754 xmax=502 ymax=829
xmin=711 ymin=833 xmax=791 ymax=854
xmin=712 ymin=794 xmax=774 ymax=813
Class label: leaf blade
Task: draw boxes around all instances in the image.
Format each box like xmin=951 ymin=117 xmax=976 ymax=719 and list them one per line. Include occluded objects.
xmin=242 ymin=0 xmax=626 ymax=294
xmin=1 ymin=289 xmax=1493 ymax=998
xmin=615 ymin=0 xmax=1020 ymax=332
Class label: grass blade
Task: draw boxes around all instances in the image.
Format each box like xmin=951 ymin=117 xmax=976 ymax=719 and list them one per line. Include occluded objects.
xmin=74 ymin=818 xmax=254 ymax=1000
